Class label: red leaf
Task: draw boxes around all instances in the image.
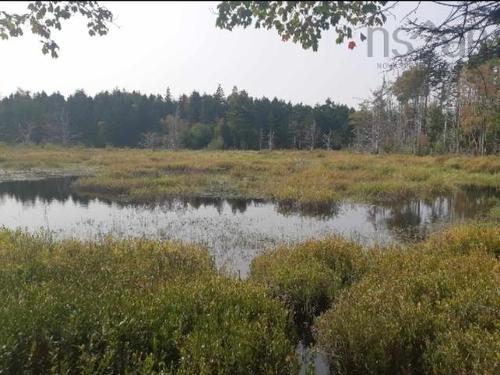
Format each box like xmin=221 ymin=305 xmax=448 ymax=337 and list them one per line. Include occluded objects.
xmin=348 ymin=40 xmax=356 ymax=50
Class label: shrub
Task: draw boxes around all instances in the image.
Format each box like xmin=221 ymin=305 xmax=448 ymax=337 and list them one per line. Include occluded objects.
xmin=422 ymin=223 xmax=500 ymax=257
xmin=487 ymin=204 xmax=500 ymax=220
xmin=314 ymin=246 xmax=499 ymax=375
xmin=0 ymin=231 xmax=297 ymax=374
xmin=250 ymin=237 xmax=368 ymax=333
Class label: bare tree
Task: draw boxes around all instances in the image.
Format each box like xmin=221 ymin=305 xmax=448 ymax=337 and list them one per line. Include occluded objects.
xmin=322 ymin=130 xmax=334 ymax=150
xmin=267 ymin=128 xmax=275 ymax=151
xmin=139 ymin=132 xmax=167 ymax=150
xmin=161 ymin=106 xmax=188 ymax=150
xmin=399 ymin=1 xmax=500 ymax=64
xmin=307 ymin=119 xmax=317 ymax=151
xmin=55 ymin=109 xmax=80 ymax=145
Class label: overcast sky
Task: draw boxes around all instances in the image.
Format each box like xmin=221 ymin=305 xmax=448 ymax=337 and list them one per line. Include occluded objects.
xmin=0 ymin=1 xmax=451 ymax=108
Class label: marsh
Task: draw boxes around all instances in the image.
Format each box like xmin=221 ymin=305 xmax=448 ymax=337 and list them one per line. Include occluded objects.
xmin=0 ymin=176 xmax=497 ymax=275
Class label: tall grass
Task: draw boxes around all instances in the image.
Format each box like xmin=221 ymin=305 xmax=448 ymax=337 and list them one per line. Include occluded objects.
xmin=421 ymin=222 xmax=500 ymax=257
xmin=313 ymin=224 xmax=500 ymax=375
xmin=245 ymin=224 xmax=499 ymax=373
xmin=249 ymin=237 xmax=368 ymax=335
xmin=0 ymin=145 xmax=498 ymax=205
xmin=0 ymin=231 xmax=297 ymax=374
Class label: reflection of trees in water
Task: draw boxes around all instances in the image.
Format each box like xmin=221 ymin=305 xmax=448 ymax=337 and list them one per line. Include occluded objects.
xmin=366 ymin=187 xmax=500 ymax=242
xmin=226 ymin=198 xmax=253 ymax=214
xmin=157 ymin=197 xmax=259 ymax=215
xmin=0 ymin=181 xmax=258 ymax=214
xmin=182 ymin=197 xmax=253 ymax=214
xmin=164 ymin=197 xmax=341 ymax=218
xmin=184 ymin=197 xmax=224 ymax=213
xmin=446 ymin=187 xmax=499 ymax=220
xmin=367 ymin=201 xmax=427 ymax=242
xmin=1 ymin=179 xmax=498 ymax=225
xmin=0 ymin=177 xmax=91 ymax=206
xmin=276 ymin=200 xmax=340 ymax=219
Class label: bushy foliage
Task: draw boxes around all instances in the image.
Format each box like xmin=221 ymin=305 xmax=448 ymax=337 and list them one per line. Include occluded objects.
xmin=250 ymin=237 xmax=368 ymax=332
xmin=1 ymin=220 xmax=499 ymax=374
xmin=314 ymin=227 xmax=500 ymax=375
xmin=422 ymin=223 xmax=500 ymax=258
xmin=0 ymin=231 xmax=297 ymax=374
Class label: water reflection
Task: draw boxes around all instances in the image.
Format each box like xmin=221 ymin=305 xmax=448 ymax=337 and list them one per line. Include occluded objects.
xmin=0 ymin=177 xmax=497 ymax=275
xmin=0 ymin=177 xmax=89 ymax=206
xmin=181 ymin=197 xmax=267 ymax=215
xmin=366 ymin=188 xmax=498 ymax=242
xmin=277 ymin=200 xmax=340 ymax=218
xmin=0 ymin=178 xmax=265 ymax=214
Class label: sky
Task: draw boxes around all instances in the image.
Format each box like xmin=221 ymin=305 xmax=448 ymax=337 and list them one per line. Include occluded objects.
xmin=0 ymin=1 xmax=452 ymax=108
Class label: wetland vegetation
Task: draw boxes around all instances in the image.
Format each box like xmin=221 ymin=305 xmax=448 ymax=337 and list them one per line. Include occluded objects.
xmin=1 ymin=145 xmax=499 ymax=204
xmin=0 ymin=1 xmax=498 ymax=373
xmin=0 ymin=223 xmax=498 ymax=374
xmin=0 ymin=146 xmax=499 ymax=374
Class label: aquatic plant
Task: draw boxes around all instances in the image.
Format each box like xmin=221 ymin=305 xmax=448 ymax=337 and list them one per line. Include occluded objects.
xmin=0 ymin=231 xmax=297 ymax=374
xmin=250 ymin=237 xmax=368 ymax=333
xmin=314 ymin=227 xmax=500 ymax=374
xmin=421 ymin=222 xmax=500 ymax=257
xmin=0 ymin=145 xmax=498 ymax=205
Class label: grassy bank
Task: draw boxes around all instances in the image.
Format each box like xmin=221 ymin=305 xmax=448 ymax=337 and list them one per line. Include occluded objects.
xmin=0 ymin=145 xmax=499 ymax=204
xmin=249 ymin=224 xmax=499 ymax=374
xmin=0 ymin=223 xmax=498 ymax=373
xmin=0 ymin=231 xmax=297 ymax=374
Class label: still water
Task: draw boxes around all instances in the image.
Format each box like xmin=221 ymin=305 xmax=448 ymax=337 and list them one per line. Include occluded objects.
xmin=1 ymin=177 xmax=497 ymax=375
xmin=0 ymin=177 xmax=497 ymax=276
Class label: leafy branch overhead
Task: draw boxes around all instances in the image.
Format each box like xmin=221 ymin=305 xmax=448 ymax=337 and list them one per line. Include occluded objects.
xmin=400 ymin=1 xmax=500 ymax=62
xmin=215 ymin=1 xmax=500 ymax=60
xmin=0 ymin=1 xmax=498 ymax=61
xmin=215 ymin=1 xmax=389 ymax=51
xmin=0 ymin=1 xmax=112 ymax=57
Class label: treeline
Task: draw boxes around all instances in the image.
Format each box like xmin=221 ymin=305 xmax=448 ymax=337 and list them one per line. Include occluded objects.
xmin=352 ymin=47 xmax=499 ymax=155
xmin=1 ymin=52 xmax=497 ymax=155
xmin=0 ymin=86 xmax=353 ymax=150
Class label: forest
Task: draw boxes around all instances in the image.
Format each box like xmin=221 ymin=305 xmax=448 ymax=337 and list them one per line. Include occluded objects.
xmin=0 ymin=86 xmax=353 ymax=151
xmin=0 ymin=2 xmax=498 ymax=155
xmin=354 ymin=48 xmax=499 ymax=155
xmin=1 ymin=48 xmax=497 ymax=155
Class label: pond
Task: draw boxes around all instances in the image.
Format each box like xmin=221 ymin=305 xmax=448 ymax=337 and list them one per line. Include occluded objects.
xmin=1 ymin=176 xmax=497 ymax=375
xmin=0 ymin=177 xmax=497 ymax=276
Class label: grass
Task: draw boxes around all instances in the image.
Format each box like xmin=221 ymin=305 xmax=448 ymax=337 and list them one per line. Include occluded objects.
xmin=0 ymin=224 xmax=498 ymax=374
xmin=421 ymin=222 xmax=500 ymax=258
xmin=312 ymin=224 xmax=500 ymax=375
xmin=0 ymin=231 xmax=298 ymax=374
xmin=245 ymin=224 xmax=499 ymax=373
xmin=0 ymin=145 xmax=498 ymax=205
xmin=315 ymin=248 xmax=499 ymax=375
xmin=249 ymin=237 xmax=368 ymax=335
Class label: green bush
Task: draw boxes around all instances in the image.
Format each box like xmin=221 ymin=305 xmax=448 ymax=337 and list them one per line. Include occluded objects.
xmin=314 ymin=246 xmax=500 ymax=375
xmin=0 ymin=231 xmax=297 ymax=374
xmin=422 ymin=223 xmax=500 ymax=257
xmin=487 ymin=203 xmax=500 ymax=220
xmin=3 ymin=224 xmax=498 ymax=374
xmin=250 ymin=237 xmax=368 ymax=332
